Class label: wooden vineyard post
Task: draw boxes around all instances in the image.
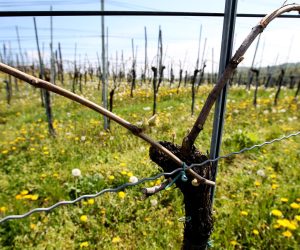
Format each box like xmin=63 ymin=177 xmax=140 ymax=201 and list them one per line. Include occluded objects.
xmin=33 ymin=17 xmax=55 ymax=136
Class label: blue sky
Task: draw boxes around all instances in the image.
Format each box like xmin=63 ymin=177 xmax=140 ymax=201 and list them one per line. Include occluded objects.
xmin=0 ymin=0 xmax=299 ymax=74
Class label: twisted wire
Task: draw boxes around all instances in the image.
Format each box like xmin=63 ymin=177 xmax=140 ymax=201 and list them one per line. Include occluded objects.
xmin=1 ymin=130 xmax=299 ymax=224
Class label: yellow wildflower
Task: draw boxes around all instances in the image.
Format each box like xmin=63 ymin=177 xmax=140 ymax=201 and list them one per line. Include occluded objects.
xmin=119 ymin=162 xmax=127 ymax=167
xmin=80 ymin=215 xmax=88 ymax=222
xmin=230 ymin=240 xmax=238 ymax=246
xmin=118 ymin=191 xmax=126 ymax=199
xmin=24 ymin=195 xmax=33 ymax=199
xmin=277 ymin=219 xmax=297 ymax=230
xmin=30 ymin=223 xmax=36 ymax=230
xmin=290 ymin=203 xmax=300 ymax=209
xmin=271 ymin=184 xmax=279 ymax=190
xmin=87 ymin=199 xmax=94 ymax=205
xmin=252 ymin=229 xmax=259 ymax=235
xmin=273 ymin=224 xmax=281 ymax=229
xmin=282 ymin=230 xmax=292 ymax=238
xmin=112 ymin=236 xmax=121 ymax=243
xmin=108 ymin=175 xmax=115 ymax=180
xmin=0 ymin=206 xmax=7 ymax=213
xmin=80 ymin=242 xmax=89 ymax=248
xmin=127 ymin=172 xmax=133 ymax=177
xmin=270 ymin=174 xmax=277 ymax=179
xmin=21 ymin=190 xmax=29 ymax=195
xmin=296 ymin=198 xmax=300 ymax=202
xmin=254 ymin=181 xmax=261 ymax=187
xmin=295 ymin=215 xmax=300 ymax=221
xmin=31 ymin=194 xmax=39 ymax=201
xmin=271 ymin=209 xmax=283 ymax=217
xmin=240 ymin=211 xmax=248 ymax=216
xmin=2 ymin=150 xmax=9 ymax=154
xmin=121 ymin=170 xmax=127 ymax=175
xmin=15 ymin=194 xmax=22 ymax=200
xmin=280 ymin=198 xmax=288 ymax=203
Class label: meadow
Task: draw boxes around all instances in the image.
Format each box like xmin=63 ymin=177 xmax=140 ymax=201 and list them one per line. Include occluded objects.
xmin=0 ymin=78 xmax=299 ymax=249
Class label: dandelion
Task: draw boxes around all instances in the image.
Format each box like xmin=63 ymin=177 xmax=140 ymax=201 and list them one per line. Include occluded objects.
xmin=282 ymin=230 xmax=292 ymax=238
xmin=15 ymin=194 xmax=22 ymax=200
xmin=127 ymin=172 xmax=133 ymax=177
xmin=129 ymin=176 xmax=138 ymax=183
xmin=254 ymin=181 xmax=261 ymax=187
xmin=30 ymin=223 xmax=36 ymax=230
xmin=21 ymin=190 xmax=29 ymax=195
xmin=271 ymin=184 xmax=279 ymax=190
xmin=112 ymin=236 xmax=121 ymax=243
xmin=87 ymin=199 xmax=94 ymax=205
xmin=256 ymin=169 xmax=266 ymax=177
xmin=118 ymin=191 xmax=126 ymax=199
xmin=280 ymin=198 xmax=288 ymax=203
xmin=230 ymin=240 xmax=238 ymax=246
xmin=240 ymin=211 xmax=248 ymax=216
xmin=290 ymin=203 xmax=300 ymax=209
xmin=30 ymin=194 xmax=39 ymax=201
xmin=108 ymin=175 xmax=115 ymax=180
xmin=121 ymin=170 xmax=127 ymax=175
xmin=0 ymin=206 xmax=7 ymax=213
xmin=119 ymin=162 xmax=127 ymax=167
xmin=270 ymin=174 xmax=277 ymax=179
xmin=150 ymin=199 xmax=158 ymax=207
xmin=252 ymin=229 xmax=259 ymax=235
xmin=80 ymin=215 xmax=88 ymax=222
xmin=271 ymin=209 xmax=283 ymax=217
xmin=80 ymin=242 xmax=89 ymax=248
xmin=72 ymin=168 xmax=81 ymax=177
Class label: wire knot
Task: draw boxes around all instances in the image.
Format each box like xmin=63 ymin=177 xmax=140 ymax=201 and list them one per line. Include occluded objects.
xmin=165 ymin=162 xmax=188 ymax=189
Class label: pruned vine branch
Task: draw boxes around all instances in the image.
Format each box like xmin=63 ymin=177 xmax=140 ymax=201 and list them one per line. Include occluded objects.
xmin=182 ymin=3 xmax=300 ymax=153
xmin=0 ymin=62 xmax=214 ymax=186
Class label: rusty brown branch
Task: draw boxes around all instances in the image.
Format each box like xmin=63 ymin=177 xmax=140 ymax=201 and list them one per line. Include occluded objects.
xmin=0 ymin=62 xmax=215 ymax=186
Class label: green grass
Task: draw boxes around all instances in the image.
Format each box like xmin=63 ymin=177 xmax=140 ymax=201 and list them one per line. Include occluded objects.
xmin=0 ymin=79 xmax=299 ymax=249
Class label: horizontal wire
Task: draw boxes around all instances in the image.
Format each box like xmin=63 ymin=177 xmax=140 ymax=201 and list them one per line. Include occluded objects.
xmin=0 ymin=130 xmax=299 ymax=224
xmin=189 ymin=130 xmax=300 ymax=168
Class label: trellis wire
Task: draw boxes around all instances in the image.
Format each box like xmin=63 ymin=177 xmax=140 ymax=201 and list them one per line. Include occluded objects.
xmin=0 ymin=130 xmax=299 ymax=224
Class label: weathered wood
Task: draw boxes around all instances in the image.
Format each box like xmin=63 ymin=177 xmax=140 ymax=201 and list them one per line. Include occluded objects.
xmin=149 ymin=141 xmax=212 ymax=250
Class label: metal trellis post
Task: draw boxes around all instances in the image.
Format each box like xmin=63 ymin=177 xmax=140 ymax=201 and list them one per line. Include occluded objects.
xmin=209 ymin=0 xmax=238 ymax=203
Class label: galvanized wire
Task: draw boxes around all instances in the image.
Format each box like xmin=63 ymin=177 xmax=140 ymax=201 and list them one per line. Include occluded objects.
xmin=0 ymin=130 xmax=299 ymax=224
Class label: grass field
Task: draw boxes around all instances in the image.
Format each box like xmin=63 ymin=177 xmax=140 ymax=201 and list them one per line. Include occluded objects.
xmin=0 ymin=79 xmax=299 ymax=249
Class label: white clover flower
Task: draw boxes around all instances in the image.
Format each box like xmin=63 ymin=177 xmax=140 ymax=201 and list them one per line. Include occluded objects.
xmin=81 ymin=136 xmax=86 ymax=141
xmin=72 ymin=168 xmax=81 ymax=177
xmin=129 ymin=176 xmax=138 ymax=184
xmin=257 ymin=169 xmax=266 ymax=177
xmin=150 ymin=199 xmax=158 ymax=207
xmin=143 ymin=106 xmax=151 ymax=111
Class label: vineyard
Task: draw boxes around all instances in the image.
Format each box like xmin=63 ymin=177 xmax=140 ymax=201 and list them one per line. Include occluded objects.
xmin=1 ymin=1 xmax=300 ymax=250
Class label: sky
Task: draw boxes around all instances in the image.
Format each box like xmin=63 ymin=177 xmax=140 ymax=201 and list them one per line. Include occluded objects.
xmin=0 ymin=0 xmax=299 ymax=75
